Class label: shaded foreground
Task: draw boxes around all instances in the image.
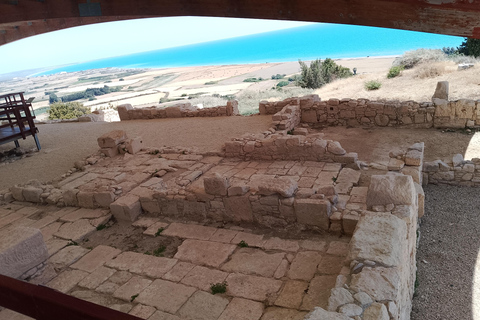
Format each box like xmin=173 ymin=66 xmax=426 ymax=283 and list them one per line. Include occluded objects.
xmin=412 ymin=185 xmax=480 ymax=320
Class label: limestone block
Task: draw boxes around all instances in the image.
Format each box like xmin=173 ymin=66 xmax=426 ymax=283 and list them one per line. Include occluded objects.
xmin=0 ymin=227 xmax=48 ymax=278
xmin=336 ymin=168 xmax=361 ymax=185
xmin=363 ymin=302 xmax=389 ymax=320
xmin=454 ymin=99 xmax=475 ymax=119
xmin=257 ymin=177 xmax=298 ymax=197
xmin=348 ymin=212 xmax=407 ymax=267
xmin=204 ymin=173 xmax=229 ymax=196
xmin=10 ymin=186 xmax=25 ymax=201
xmin=63 ymin=189 xmax=79 ymax=207
xmin=453 ymin=153 xmax=464 ymax=167
xmin=432 ymin=81 xmax=448 ymax=100
xmin=227 ymin=184 xmax=250 ymax=196
xmin=415 ymin=182 xmax=425 ymax=218
xmin=223 ymin=196 xmax=253 ymax=222
xmin=226 ymin=100 xmax=239 ymax=116
xmin=305 ymin=307 xmax=351 ymax=320
xmin=23 ymin=186 xmax=43 ymax=203
xmin=100 ymin=147 xmax=119 ymax=158
xmin=110 ymin=194 xmax=142 ymax=221
xmin=294 ymin=199 xmax=331 ymax=230
xmin=405 ymin=149 xmax=423 ymax=166
xmin=94 ymin=191 xmax=115 ymax=208
xmin=117 ymin=104 xmax=133 ymax=120
xmin=165 ymin=106 xmax=182 ymax=118
xmin=97 ymin=130 xmax=127 ymax=148
xmin=77 ymin=191 xmax=95 ymax=208
xmin=54 ymin=219 xmax=96 ymax=242
xmin=327 ymin=141 xmax=346 ymax=155
xmin=342 ymin=213 xmax=360 ymax=235
xmin=339 ymin=304 xmax=363 ymax=317
xmin=125 ymin=137 xmax=143 ymax=154
xmin=327 ymin=288 xmax=354 ymax=312
xmin=423 ymin=161 xmax=440 ymax=172
xmin=350 ymin=267 xmax=400 ymax=301
xmin=433 ymin=98 xmax=452 ymax=118
xmin=366 ymin=175 xmax=416 ymax=207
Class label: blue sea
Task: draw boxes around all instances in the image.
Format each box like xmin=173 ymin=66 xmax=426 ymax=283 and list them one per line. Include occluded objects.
xmin=41 ymin=23 xmax=463 ymax=75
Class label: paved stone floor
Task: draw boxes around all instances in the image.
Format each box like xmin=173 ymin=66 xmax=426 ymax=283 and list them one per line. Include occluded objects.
xmin=0 ymin=203 xmax=350 ymax=320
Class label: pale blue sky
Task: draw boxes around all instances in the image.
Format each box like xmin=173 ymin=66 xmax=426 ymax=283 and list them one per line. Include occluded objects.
xmin=0 ymin=17 xmax=312 ymax=74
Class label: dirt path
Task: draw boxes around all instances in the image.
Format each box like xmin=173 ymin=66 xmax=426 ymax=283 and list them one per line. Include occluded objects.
xmin=0 ymin=115 xmax=272 ymax=190
xmin=412 ymin=185 xmax=480 ymax=320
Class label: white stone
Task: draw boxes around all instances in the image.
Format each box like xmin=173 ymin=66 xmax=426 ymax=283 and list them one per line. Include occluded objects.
xmin=363 ymin=302 xmax=389 ymax=320
xmin=366 ymin=175 xmax=416 ymax=207
xmin=327 ymin=287 xmax=354 ymax=312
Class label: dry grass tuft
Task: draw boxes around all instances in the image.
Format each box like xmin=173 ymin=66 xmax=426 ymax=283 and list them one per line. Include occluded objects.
xmin=414 ymin=62 xmax=447 ymax=79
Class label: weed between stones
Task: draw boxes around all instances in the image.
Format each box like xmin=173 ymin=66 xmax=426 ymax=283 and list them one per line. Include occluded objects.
xmin=210 ymin=281 xmax=228 ymax=295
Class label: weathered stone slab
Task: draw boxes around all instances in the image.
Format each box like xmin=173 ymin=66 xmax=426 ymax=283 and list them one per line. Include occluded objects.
xmin=301 ymin=275 xmax=337 ymax=310
xmin=204 ymin=173 xmax=229 ymax=195
xmin=0 ymin=227 xmax=48 ymax=278
xmin=274 ymin=280 xmax=308 ymax=309
xmin=224 ymin=196 xmax=254 ymax=222
xmin=113 ymin=276 xmax=152 ymax=302
xmin=221 ymin=248 xmax=284 ymax=277
xmin=350 ymin=267 xmax=400 ymax=301
xmin=363 ymin=302 xmax=389 ymax=320
xmin=78 ymin=266 xmax=116 ymax=289
xmin=336 ymin=168 xmax=361 ymax=185
xmin=48 ymin=245 xmax=89 ymax=269
xmin=110 ymin=194 xmax=141 ymax=222
xmin=53 ymin=219 xmax=96 ymax=242
xmin=136 ymin=279 xmax=196 ymax=314
xmin=257 ymin=177 xmax=298 ymax=197
xmin=317 ymin=255 xmax=344 ymax=275
xmin=218 ymin=298 xmax=264 ymax=320
xmin=178 ymin=291 xmax=229 ymax=320
xmin=105 ymin=251 xmax=177 ymax=278
xmin=231 ymin=232 xmax=265 ymax=247
xmin=263 ymin=237 xmax=299 ymax=252
xmin=327 ymin=287 xmax=354 ymax=312
xmin=348 ymin=212 xmax=407 ymax=267
xmin=209 ymin=228 xmax=238 ymax=243
xmin=143 ymin=221 xmax=169 ymax=237
xmin=225 ymin=273 xmax=282 ymax=302
xmin=60 ymin=208 xmax=108 ymax=222
xmin=71 ymin=245 xmax=121 ymax=272
xmin=261 ymin=307 xmax=307 ymax=320
xmin=294 ymin=199 xmax=331 ymax=230
xmin=97 ymin=130 xmax=127 ymax=148
xmin=287 ymin=251 xmax=323 ymax=281
xmin=181 ymin=265 xmax=228 ymax=291
xmin=366 ymin=175 xmax=416 ymax=207
xmin=47 ymin=269 xmax=89 ymax=293
xmin=162 ymin=222 xmax=216 ymax=240
xmin=305 ymin=307 xmax=351 ymax=320
xmin=174 ymin=240 xmax=236 ymax=267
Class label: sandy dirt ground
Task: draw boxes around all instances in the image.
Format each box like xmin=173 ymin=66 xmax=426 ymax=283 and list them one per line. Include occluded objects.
xmin=0 ymin=115 xmax=272 ymax=190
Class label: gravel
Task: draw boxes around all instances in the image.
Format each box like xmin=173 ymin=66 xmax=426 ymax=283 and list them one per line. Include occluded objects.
xmin=412 ymin=184 xmax=480 ymax=320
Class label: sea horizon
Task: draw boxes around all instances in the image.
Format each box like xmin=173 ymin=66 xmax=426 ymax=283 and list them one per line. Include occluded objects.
xmin=33 ymin=23 xmax=464 ymax=76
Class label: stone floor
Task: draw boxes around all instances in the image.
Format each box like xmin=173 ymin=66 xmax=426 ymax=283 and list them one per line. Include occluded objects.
xmin=0 ymin=203 xmax=350 ymax=320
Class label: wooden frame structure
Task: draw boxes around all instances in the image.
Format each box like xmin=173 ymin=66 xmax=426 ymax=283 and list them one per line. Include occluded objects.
xmin=0 ymin=92 xmax=40 ymax=151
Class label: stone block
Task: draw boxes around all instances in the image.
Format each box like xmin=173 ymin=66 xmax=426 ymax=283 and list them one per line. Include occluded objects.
xmin=257 ymin=177 xmax=298 ymax=197
xmin=302 ymin=110 xmax=318 ymax=123
xmin=415 ymin=182 xmax=425 ymax=218
xmin=77 ymin=191 xmax=95 ymax=208
xmin=225 ymin=273 xmax=282 ymax=302
xmin=433 ymin=98 xmax=452 ymax=117
xmin=22 ymin=187 xmax=43 ymax=203
xmin=113 ymin=276 xmax=152 ymax=302
xmin=348 ymin=212 xmax=407 ymax=267
xmin=110 ymin=194 xmax=141 ymax=221
xmin=105 ymin=251 xmax=177 ymax=278
xmin=275 ymin=280 xmax=309 ymax=309
xmin=301 ymin=275 xmax=337 ymax=311
xmin=327 ymin=141 xmax=346 ymax=155
xmin=221 ymin=248 xmax=284 ymax=277
xmin=165 ymin=106 xmax=182 ymax=118
xmin=0 ymin=227 xmax=48 ymax=278
xmin=204 ymin=173 xmax=229 ymax=196
xmin=327 ymin=287 xmax=354 ymax=312
xmin=405 ymin=149 xmax=423 ymax=166
xmin=54 ymin=219 xmax=96 ymax=242
xmin=363 ymin=302 xmax=389 ymax=320
xmin=97 ymin=130 xmax=127 ymax=148
xmin=136 ymin=279 xmax=196 ymax=314
xmin=174 ymin=239 xmax=236 ymax=268
xmin=71 ymin=245 xmax=121 ymax=272
xmin=294 ymin=199 xmax=331 ymax=230
xmin=228 ymin=184 xmax=250 ymax=196
xmin=432 ymin=81 xmax=448 ymax=100
xmin=47 ymin=269 xmax=89 ymax=293
xmin=49 ymin=245 xmax=89 ymax=269
xmin=287 ymin=251 xmax=323 ymax=281
xmin=178 ymin=291 xmax=229 ymax=320
xmin=218 ymin=297 xmax=264 ymax=320
xmin=100 ymin=147 xmax=118 ymax=158
xmin=455 ymin=99 xmax=475 ymax=119
xmin=117 ymin=104 xmax=133 ymax=120
xmin=180 ymin=265 xmax=228 ymax=290
xmin=388 ymin=158 xmax=405 ymax=171
xmin=366 ymin=175 xmax=416 ymax=207
xmin=125 ymin=137 xmax=143 ymax=154
xmin=162 ymin=222 xmax=216 ymax=240
xmin=93 ymin=191 xmax=115 ymax=208
xmin=350 ymin=267 xmax=400 ymax=301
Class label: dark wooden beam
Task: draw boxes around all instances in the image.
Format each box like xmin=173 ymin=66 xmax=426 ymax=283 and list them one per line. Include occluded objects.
xmin=1 ymin=0 xmax=478 ymax=45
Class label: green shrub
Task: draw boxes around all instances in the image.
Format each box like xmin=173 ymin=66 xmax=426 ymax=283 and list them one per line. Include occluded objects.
xmin=243 ymin=77 xmax=263 ymax=83
xmin=392 ymin=49 xmax=445 ymax=69
xmin=387 ymin=66 xmax=404 ymax=79
xmin=205 ymin=81 xmax=218 ymax=85
xmin=271 ymin=74 xmax=286 ymax=80
xmin=210 ymin=281 xmax=228 ymax=295
xmin=47 ymin=102 xmax=91 ymax=120
xmin=297 ymin=58 xmax=352 ymax=89
xmin=364 ymin=80 xmax=382 ymax=91
xmin=276 ymin=81 xmax=289 ymax=88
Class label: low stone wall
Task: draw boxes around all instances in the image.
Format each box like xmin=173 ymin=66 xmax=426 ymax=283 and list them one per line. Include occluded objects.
xmin=224 ymin=132 xmax=358 ymax=164
xmin=423 ymin=154 xmax=480 ymax=186
xmin=260 ymin=95 xmax=480 ymax=129
xmin=117 ymin=100 xmax=239 ymax=121
xmin=271 ymin=104 xmax=301 ymax=131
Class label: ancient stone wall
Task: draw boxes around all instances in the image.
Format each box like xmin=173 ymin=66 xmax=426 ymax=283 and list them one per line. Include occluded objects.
xmin=271 ymin=104 xmax=301 ymax=131
xmin=224 ymin=132 xmax=358 ymax=164
xmin=260 ymin=95 xmax=480 ymax=129
xmin=117 ymin=100 xmax=239 ymax=121
xmin=423 ymin=154 xmax=480 ymax=186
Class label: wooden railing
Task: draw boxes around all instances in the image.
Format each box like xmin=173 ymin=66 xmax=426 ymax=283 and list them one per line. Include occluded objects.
xmin=0 ymin=274 xmax=142 ymax=320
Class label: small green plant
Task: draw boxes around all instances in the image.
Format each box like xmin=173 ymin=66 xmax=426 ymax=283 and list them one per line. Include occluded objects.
xmin=144 ymin=251 xmax=151 ymax=255
xmin=149 ymin=149 xmax=160 ymax=155
xmin=243 ymin=77 xmax=264 ymax=83
xmin=87 ymin=246 xmax=93 ymax=250
xmin=286 ymin=129 xmax=294 ymax=135
xmin=154 ymin=228 xmax=164 ymax=237
xmin=205 ymin=81 xmax=218 ymax=85
xmin=153 ymin=246 xmax=166 ymax=257
xmin=96 ymin=224 xmax=107 ymax=231
xmin=210 ymin=281 xmax=228 ymax=295
xmin=276 ymin=81 xmax=290 ymax=88
xmin=66 ymin=240 xmax=78 ymax=246
xmin=238 ymin=240 xmax=249 ymax=248
xmin=130 ymin=294 xmax=139 ymax=302
xmin=364 ymin=80 xmax=382 ymax=91
xmin=332 ymin=176 xmax=337 ymax=183
xmin=387 ymin=66 xmax=404 ymax=79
